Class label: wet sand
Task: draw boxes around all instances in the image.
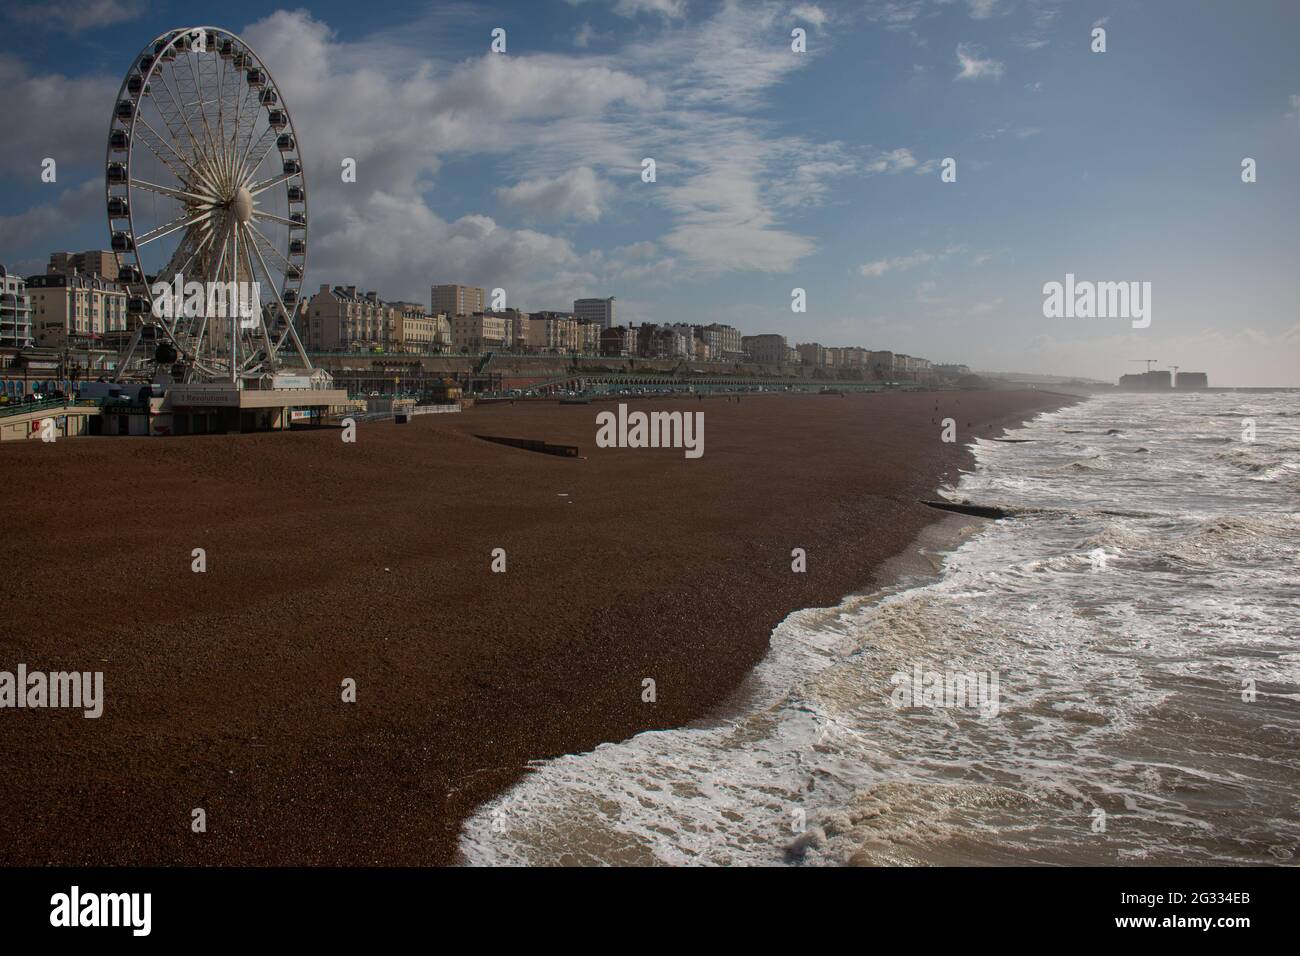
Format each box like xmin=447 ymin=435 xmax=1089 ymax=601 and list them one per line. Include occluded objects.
xmin=0 ymin=389 xmax=1074 ymax=865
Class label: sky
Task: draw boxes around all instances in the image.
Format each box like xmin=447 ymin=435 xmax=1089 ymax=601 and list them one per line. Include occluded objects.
xmin=1 ymin=0 xmax=1298 ymax=385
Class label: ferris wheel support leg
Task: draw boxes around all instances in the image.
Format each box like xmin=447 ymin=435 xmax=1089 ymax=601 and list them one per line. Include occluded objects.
xmin=114 ymin=323 xmax=146 ymax=382
xmin=284 ymin=311 xmax=313 ymax=370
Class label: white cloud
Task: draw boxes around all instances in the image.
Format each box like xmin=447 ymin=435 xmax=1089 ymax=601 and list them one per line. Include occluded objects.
xmin=859 ymin=244 xmax=966 ymax=278
xmin=0 ymin=56 xmax=112 ymax=177
xmin=615 ymin=0 xmax=688 ymax=17
xmin=568 ymin=0 xmax=687 ymax=18
xmin=623 ymin=1 xmax=810 ymax=109
xmin=791 ymin=4 xmax=829 ymax=28
xmin=966 ymin=0 xmax=1001 ymax=19
xmin=864 ymin=1 xmax=925 ymax=29
xmin=955 ymin=43 xmax=1004 ymax=81
xmin=659 ymin=161 xmax=816 ymax=272
xmin=497 ymin=167 xmax=612 ymax=223
xmin=866 ymin=147 xmax=921 ymax=173
xmin=859 ymin=252 xmax=933 ymax=277
xmin=0 ymin=179 xmax=101 ymax=268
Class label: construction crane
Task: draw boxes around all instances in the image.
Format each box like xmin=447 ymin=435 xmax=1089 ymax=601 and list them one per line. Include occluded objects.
xmin=1129 ymin=359 xmax=1159 ymax=372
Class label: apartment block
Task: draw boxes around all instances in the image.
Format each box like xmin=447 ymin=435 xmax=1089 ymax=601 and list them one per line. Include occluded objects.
xmin=0 ymin=264 xmax=34 ymax=349
xmin=578 ymin=320 xmax=602 ymax=354
xmin=303 ymin=285 xmax=399 ymax=352
xmin=573 ymin=296 xmax=616 ymax=330
xmin=869 ymin=350 xmax=894 ymax=377
xmin=666 ymin=323 xmax=698 ymax=358
xmin=388 ymin=301 xmax=447 ymax=353
xmin=839 ymin=346 xmax=869 ymax=369
xmin=450 ymin=312 xmax=508 ymax=352
xmin=484 ymin=309 xmax=530 ymax=351
xmin=699 ymin=323 xmax=743 ymax=359
xmin=600 ymin=325 xmax=636 ymax=357
xmin=26 ymin=272 xmax=127 ymax=348
xmin=528 ymin=311 xmax=579 ymax=352
xmin=796 ymin=342 xmax=826 ymax=367
xmin=431 ymin=283 xmax=486 ymax=317
xmin=47 ymin=250 xmax=119 ymax=280
xmin=741 ymin=333 xmax=788 ymax=366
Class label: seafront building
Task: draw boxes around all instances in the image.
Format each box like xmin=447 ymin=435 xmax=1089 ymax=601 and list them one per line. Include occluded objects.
xmin=527 ymin=311 xmax=580 ymax=353
xmin=482 ymin=309 xmax=530 ymax=352
xmin=573 ymin=296 xmax=616 ymax=330
xmin=742 ymin=333 xmax=788 ymax=366
xmin=26 ymin=272 xmax=128 ymax=349
xmin=1173 ymin=371 xmax=1208 ymax=389
xmin=390 ymin=302 xmax=449 ymax=353
xmin=450 ymin=312 xmax=508 ymax=352
xmin=303 ymin=285 xmax=400 ymax=352
xmin=1118 ymin=369 xmax=1207 ymax=390
xmin=600 ymin=325 xmax=636 ymax=357
xmin=431 ymin=284 xmax=486 ymax=317
xmin=47 ymin=250 xmax=118 ymax=280
xmin=797 ymin=342 xmax=826 ymax=367
xmin=0 ymin=265 xmax=34 ymax=349
xmin=696 ymin=323 xmax=743 ymax=361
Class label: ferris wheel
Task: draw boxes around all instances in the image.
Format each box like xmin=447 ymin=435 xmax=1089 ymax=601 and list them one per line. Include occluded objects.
xmin=106 ymin=26 xmax=312 ymax=383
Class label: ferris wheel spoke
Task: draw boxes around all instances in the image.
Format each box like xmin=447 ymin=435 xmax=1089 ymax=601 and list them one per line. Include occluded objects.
xmin=236 ymin=225 xmax=278 ymax=368
xmin=154 ymin=67 xmax=209 ymax=166
xmin=231 ymin=80 xmax=260 ymax=173
xmin=251 ymin=210 xmax=303 ymax=228
xmin=246 ymin=171 xmax=297 ymax=197
xmin=221 ymin=57 xmax=238 ymax=185
xmin=141 ymin=70 xmax=194 ymax=156
xmin=243 ymin=222 xmax=294 ymax=325
xmin=188 ymin=223 xmax=228 ymax=363
xmin=132 ymin=116 xmax=203 ymax=185
xmin=159 ymin=228 xmax=204 ymax=286
xmin=237 ymin=83 xmax=267 ymax=169
xmin=136 ymin=209 xmax=213 ymax=248
xmin=244 ymin=221 xmax=293 ymax=273
xmin=168 ymin=60 xmax=218 ymax=169
xmin=246 ymin=233 xmax=311 ymax=364
xmin=239 ymin=126 xmax=279 ymax=183
xmin=130 ymin=177 xmax=219 ymax=205
xmin=180 ymin=49 xmax=221 ymax=167
xmin=213 ymin=55 xmax=226 ymax=168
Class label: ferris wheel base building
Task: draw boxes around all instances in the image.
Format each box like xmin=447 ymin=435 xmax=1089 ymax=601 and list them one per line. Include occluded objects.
xmin=151 ymin=382 xmax=349 ymax=436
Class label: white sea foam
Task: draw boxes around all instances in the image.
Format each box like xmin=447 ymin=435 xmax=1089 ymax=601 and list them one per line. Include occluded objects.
xmin=460 ymin=392 xmax=1300 ymax=866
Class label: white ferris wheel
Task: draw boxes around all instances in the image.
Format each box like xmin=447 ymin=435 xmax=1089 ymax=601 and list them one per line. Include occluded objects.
xmin=106 ymin=26 xmax=312 ymax=383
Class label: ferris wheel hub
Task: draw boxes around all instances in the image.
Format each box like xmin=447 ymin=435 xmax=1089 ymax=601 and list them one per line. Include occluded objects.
xmin=231 ymin=186 xmax=253 ymax=224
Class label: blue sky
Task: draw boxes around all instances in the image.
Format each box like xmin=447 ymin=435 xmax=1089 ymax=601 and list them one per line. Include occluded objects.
xmin=2 ymin=0 xmax=1298 ymax=384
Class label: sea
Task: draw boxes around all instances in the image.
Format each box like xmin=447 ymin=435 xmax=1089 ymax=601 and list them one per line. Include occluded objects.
xmin=460 ymin=391 xmax=1299 ymax=866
